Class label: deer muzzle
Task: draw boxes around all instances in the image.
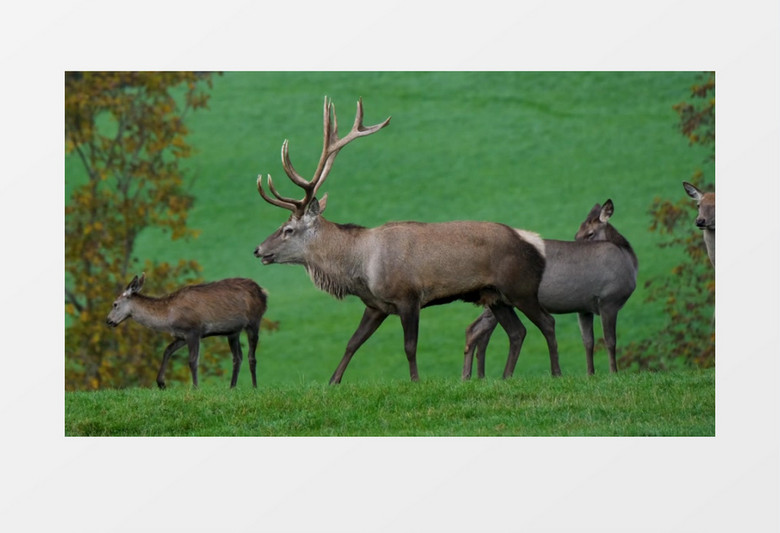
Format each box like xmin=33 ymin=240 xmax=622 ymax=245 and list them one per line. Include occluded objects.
xmin=695 ymin=218 xmax=714 ymax=230
xmin=254 ymin=246 xmax=275 ymax=265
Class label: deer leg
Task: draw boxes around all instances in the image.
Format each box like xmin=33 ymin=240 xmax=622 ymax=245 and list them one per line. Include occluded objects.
xmin=157 ymin=338 xmax=186 ymax=389
xmin=489 ymin=303 xmax=527 ymax=379
xmin=475 ymin=334 xmax=491 ymax=379
xmin=463 ymin=308 xmax=499 ymax=380
xmin=330 ymin=307 xmax=388 ymax=385
xmin=399 ymin=306 xmax=421 ymax=382
xmin=515 ymin=300 xmax=560 ymax=377
xmin=476 ymin=311 xmax=499 ymax=379
xmin=227 ymin=332 xmax=244 ymax=388
xmin=186 ymin=334 xmax=201 ymax=389
xmin=600 ymin=309 xmax=619 ymax=373
xmin=246 ymin=324 xmax=260 ymax=388
xmin=577 ymin=312 xmax=596 ymax=375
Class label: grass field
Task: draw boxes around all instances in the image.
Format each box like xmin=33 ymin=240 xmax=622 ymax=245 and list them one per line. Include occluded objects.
xmin=65 ymin=368 xmax=714 ymax=436
xmin=65 ymin=72 xmax=715 ymax=435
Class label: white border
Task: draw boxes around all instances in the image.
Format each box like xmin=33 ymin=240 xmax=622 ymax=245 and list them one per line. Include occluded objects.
xmin=4 ymin=1 xmax=779 ymax=531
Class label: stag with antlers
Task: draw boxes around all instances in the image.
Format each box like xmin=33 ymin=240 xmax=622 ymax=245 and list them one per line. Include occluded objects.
xmin=254 ymin=97 xmax=559 ymax=384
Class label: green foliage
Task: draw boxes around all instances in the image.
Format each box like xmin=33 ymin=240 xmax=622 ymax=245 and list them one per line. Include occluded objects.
xmin=673 ymin=74 xmax=716 ymax=148
xmin=620 ymin=72 xmax=715 ymax=370
xmin=65 ymin=72 xmax=217 ymax=390
xmin=65 ymin=369 xmax=714 ymax=436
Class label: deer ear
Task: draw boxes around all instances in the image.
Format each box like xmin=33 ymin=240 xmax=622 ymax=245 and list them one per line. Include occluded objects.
xmin=318 ymin=193 xmax=328 ymax=213
xmin=587 ymin=203 xmax=601 ymax=220
xmin=600 ymin=199 xmax=614 ymax=222
xmin=126 ymin=275 xmax=139 ymax=292
xmin=683 ymin=181 xmax=702 ymax=201
xmin=305 ymin=197 xmax=322 ymax=218
xmin=126 ymin=273 xmax=145 ymax=294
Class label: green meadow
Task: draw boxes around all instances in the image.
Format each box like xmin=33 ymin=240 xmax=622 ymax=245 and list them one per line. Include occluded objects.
xmin=65 ymin=370 xmax=714 ymax=436
xmin=65 ymin=72 xmax=714 ymax=435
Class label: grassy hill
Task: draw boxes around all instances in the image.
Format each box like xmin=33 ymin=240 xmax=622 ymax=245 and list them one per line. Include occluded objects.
xmin=67 ymin=71 xmax=714 ymax=388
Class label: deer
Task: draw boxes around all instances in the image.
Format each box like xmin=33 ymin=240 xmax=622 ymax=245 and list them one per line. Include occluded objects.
xmin=106 ymin=274 xmax=268 ymax=389
xmin=463 ymin=199 xmax=638 ymax=378
xmin=683 ymin=181 xmax=715 ymax=266
xmin=253 ymin=96 xmax=560 ymax=384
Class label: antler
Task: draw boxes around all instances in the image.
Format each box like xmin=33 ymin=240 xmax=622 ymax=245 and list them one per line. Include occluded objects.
xmin=257 ymin=96 xmax=391 ymax=217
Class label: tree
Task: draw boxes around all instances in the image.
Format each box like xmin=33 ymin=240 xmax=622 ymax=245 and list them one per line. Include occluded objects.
xmin=65 ymin=72 xmax=221 ymax=390
xmin=620 ymin=72 xmax=715 ymax=370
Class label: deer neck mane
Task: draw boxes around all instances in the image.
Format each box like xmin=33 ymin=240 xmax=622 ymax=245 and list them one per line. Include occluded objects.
xmin=304 ymin=219 xmax=369 ymax=300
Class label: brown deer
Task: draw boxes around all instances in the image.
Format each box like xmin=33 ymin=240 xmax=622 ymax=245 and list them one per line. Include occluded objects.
xmin=683 ymin=181 xmax=715 ymax=266
xmin=463 ymin=200 xmax=638 ymax=377
xmin=106 ymin=274 xmax=268 ymax=389
xmin=253 ymin=97 xmax=559 ymax=384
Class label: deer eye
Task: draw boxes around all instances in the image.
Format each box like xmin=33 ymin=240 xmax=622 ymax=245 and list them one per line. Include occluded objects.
xmin=283 ymin=226 xmax=294 ymax=237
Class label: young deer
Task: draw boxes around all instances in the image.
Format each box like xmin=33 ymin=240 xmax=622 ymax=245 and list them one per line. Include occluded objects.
xmin=254 ymin=97 xmax=559 ymax=384
xmin=106 ymin=274 xmax=268 ymax=389
xmin=463 ymin=200 xmax=638 ymax=377
xmin=683 ymin=181 xmax=715 ymax=266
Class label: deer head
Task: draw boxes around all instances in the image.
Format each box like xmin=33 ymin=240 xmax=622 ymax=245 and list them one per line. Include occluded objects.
xmin=254 ymin=97 xmax=390 ymax=266
xmin=683 ymin=181 xmax=715 ymax=266
xmin=682 ymin=181 xmax=715 ymax=231
xmin=574 ymin=200 xmax=614 ymax=241
xmin=106 ymin=273 xmax=145 ymax=327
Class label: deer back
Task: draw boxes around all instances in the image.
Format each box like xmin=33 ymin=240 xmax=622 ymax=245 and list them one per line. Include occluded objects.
xmin=162 ymin=279 xmax=267 ymax=335
xmin=360 ymin=220 xmax=545 ymax=312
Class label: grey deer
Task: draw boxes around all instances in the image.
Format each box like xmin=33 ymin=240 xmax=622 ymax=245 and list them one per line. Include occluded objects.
xmin=683 ymin=181 xmax=715 ymax=266
xmin=106 ymin=274 xmax=268 ymax=389
xmin=463 ymin=199 xmax=637 ymax=377
xmin=253 ymin=97 xmax=559 ymax=384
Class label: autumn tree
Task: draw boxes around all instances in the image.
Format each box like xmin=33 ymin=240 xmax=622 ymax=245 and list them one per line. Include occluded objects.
xmin=65 ymin=72 xmax=222 ymax=390
xmin=620 ymin=72 xmax=715 ymax=370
